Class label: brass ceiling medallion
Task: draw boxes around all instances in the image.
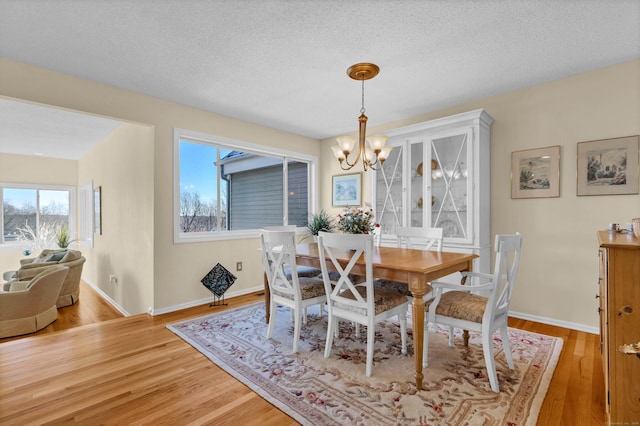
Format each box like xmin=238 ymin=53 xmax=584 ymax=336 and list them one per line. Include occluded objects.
xmin=346 ymin=63 xmax=380 ymax=81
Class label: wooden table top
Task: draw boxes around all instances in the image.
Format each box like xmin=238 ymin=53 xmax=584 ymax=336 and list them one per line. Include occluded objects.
xmin=295 ymin=243 xmax=478 ymax=282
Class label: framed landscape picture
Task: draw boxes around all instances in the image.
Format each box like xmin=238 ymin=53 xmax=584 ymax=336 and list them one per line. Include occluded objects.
xmin=577 ymin=136 xmax=639 ymax=196
xmin=511 ymin=146 xmax=561 ymax=199
xmin=332 ymin=173 xmax=361 ymax=206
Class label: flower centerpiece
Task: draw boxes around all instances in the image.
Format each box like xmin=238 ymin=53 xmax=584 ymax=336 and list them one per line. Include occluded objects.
xmin=337 ymin=207 xmax=377 ymax=234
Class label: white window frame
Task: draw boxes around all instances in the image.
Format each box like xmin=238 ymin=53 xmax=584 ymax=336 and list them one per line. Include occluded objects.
xmin=0 ymin=182 xmax=77 ymax=252
xmin=173 ymin=128 xmax=318 ymax=243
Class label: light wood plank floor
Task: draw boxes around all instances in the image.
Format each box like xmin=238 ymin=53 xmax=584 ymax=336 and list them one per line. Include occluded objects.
xmin=0 ymin=281 xmax=606 ymax=425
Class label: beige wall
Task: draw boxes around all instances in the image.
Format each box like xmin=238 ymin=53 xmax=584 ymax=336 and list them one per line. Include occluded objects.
xmin=2 ymin=57 xmax=638 ymax=328
xmin=78 ymin=122 xmax=155 ymax=314
xmin=0 ymin=58 xmax=320 ymax=315
xmin=322 ymin=59 xmax=640 ymax=330
xmin=0 ymin=153 xmax=78 ymax=273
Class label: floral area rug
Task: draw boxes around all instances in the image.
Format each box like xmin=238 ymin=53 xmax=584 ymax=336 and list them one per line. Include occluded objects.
xmin=167 ymin=302 xmax=562 ymax=426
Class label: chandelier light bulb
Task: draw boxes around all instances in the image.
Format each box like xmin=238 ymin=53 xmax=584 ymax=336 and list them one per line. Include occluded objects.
xmin=331 ymin=145 xmax=346 ymax=161
xmin=378 ymin=145 xmax=393 ymax=161
xmin=366 ymin=134 xmax=388 ymax=151
xmin=336 ymin=135 xmax=356 ymax=154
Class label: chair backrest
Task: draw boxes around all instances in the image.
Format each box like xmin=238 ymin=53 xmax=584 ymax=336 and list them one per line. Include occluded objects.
xmin=394 ymin=226 xmax=443 ymax=251
xmin=260 ymin=229 xmax=301 ymax=301
xmin=262 ymin=225 xmax=298 ymax=231
xmin=372 ymin=225 xmax=381 ymax=246
xmin=317 ymin=232 xmax=374 ymax=316
xmin=27 ymin=265 xmax=69 ymax=311
xmin=486 ymin=232 xmax=523 ymax=319
xmin=0 ymin=266 xmax=68 ymax=323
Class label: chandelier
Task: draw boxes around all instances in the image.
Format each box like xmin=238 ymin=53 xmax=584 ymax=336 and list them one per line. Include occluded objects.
xmin=331 ymin=63 xmax=392 ymax=171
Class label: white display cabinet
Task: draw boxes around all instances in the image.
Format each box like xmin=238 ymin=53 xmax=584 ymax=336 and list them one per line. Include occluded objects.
xmin=372 ymin=109 xmax=493 ymax=274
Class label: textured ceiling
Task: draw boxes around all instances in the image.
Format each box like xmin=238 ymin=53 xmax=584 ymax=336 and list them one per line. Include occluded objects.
xmin=0 ymin=99 xmax=122 ymax=160
xmin=0 ymin=0 xmax=639 ymax=159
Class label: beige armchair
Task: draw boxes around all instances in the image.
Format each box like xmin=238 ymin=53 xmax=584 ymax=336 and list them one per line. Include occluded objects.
xmin=0 ymin=265 xmax=69 ymax=338
xmin=3 ymin=249 xmax=86 ymax=308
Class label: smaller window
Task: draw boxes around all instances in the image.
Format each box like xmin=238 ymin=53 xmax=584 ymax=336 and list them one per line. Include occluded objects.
xmin=1 ymin=184 xmax=76 ymax=249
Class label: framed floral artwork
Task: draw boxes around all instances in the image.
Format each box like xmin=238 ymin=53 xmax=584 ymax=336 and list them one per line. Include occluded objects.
xmin=511 ymin=146 xmax=561 ymax=199
xmin=577 ymin=135 xmax=639 ymax=196
xmin=332 ymin=173 xmax=361 ymax=206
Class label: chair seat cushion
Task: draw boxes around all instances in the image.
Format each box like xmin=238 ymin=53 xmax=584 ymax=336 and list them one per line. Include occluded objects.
xmin=425 ymin=291 xmax=487 ymax=323
xmin=337 ymin=285 xmax=408 ymax=316
xmin=272 ymin=277 xmax=326 ymax=300
xmin=284 ymin=266 xmax=321 ymax=279
xmin=374 ymin=279 xmax=432 ymax=298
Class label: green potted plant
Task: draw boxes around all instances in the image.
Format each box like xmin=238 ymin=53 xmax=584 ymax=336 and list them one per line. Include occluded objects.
xmin=307 ymin=209 xmax=335 ymax=240
xmin=55 ymin=226 xmax=75 ymax=248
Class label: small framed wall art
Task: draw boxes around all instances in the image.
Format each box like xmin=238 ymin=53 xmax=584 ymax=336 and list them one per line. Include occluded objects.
xmin=577 ymin=135 xmax=639 ymax=196
xmin=94 ymin=186 xmax=102 ymax=235
xmin=511 ymin=146 xmax=561 ymax=199
xmin=332 ymin=173 xmax=362 ymax=206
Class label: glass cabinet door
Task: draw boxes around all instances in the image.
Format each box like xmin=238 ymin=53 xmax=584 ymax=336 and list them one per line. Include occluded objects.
xmin=409 ymin=141 xmax=424 ymax=227
xmin=375 ymin=143 xmax=404 ymax=234
xmin=429 ymin=130 xmax=473 ymax=241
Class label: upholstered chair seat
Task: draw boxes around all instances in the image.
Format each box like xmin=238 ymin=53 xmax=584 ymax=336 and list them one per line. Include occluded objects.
xmin=336 ymin=286 xmax=408 ymax=316
xmin=425 ymin=291 xmax=487 ymax=323
xmin=271 ymin=277 xmax=326 ymax=300
xmin=377 ymin=280 xmax=432 ymax=298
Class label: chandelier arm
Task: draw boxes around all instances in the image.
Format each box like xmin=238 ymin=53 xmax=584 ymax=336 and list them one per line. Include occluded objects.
xmin=339 ymin=161 xmax=354 ymax=171
xmin=341 ymin=144 xmax=362 ymax=169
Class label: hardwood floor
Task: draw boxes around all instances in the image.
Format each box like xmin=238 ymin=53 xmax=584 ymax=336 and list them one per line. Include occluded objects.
xmin=0 ymin=282 xmax=606 ymax=425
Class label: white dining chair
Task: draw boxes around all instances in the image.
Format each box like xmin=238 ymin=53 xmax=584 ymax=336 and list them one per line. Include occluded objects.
xmin=423 ymin=232 xmax=523 ymax=392
xmin=260 ymin=228 xmax=327 ymax=353
xmin=375 ymin=226 xmax=443 ymax=299
xmin=318 ymin=231 xmax=408 ymax=377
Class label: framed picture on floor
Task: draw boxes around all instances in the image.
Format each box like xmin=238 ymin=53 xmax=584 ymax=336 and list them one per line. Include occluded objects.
xmin=577 ymin=135 xmax=639 ymax=196
xmin=332 ymin=173 xmax=362 ymax=206
xmin=511 ymin=146 xmax=561 ymax=199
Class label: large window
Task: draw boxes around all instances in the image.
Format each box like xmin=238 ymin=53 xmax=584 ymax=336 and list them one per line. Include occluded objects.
xmin=1 ymin=184 xmax=76 ymax=248
xmin=174 ymin=128 xmax=317 ymax=243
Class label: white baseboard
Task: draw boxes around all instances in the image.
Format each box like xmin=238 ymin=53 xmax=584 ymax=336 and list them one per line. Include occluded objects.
xmin=147 ymin=285 xmax=264 ymax=316
xmin=82 ymin=277 xmax=131 ymax=317
xmin=509 ymin=310 xmax=599 ymax=335
xmin=82 ymin=277 xmax=599 ymax=336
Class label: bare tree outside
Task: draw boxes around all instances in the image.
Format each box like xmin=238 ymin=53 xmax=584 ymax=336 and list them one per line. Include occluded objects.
xmin=180 ymin=191 xmax=227 ymax=232
xmin=180 ymin=191 xmax=204 ymax=232
xmin=3 ymin=188 xmax=71 ymax=244
xmin=3 ymin=199 xmax=36 ymax=241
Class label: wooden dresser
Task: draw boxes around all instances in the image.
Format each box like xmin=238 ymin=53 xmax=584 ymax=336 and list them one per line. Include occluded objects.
xmin=598 ymin=231 xmax=640 ymax=423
